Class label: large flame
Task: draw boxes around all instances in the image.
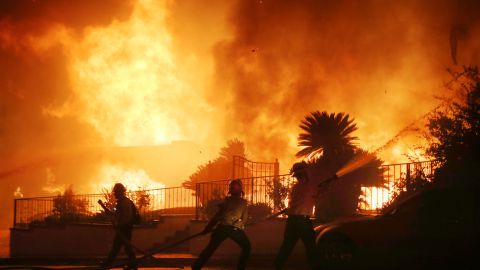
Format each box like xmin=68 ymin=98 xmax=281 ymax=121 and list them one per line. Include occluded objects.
xmin=43 ymin=0 xmax=211 ymax=147
xmin=2 ymin=0 xmax=474 ymax=201
xmin=26 ymin=0 xmax=440 ymax=170
xmin=39 ymin=0 xmax=212 ymax=191
xmin=94 ymin=163 xmax=165 ymax=193
xmin=359 ymin=186 xmax=390 ymax=211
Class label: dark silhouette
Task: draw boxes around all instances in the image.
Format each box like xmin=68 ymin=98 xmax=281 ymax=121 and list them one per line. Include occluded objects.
xmin=296 ymin=111 xmax=383 ymax=222
xmin=183 ymin=139 xmax=249 ymax=206
xmin=52 ymin=186 xmax=88 ymax=223
xmin=449 ymin=24 xmax=467 ymax=65
xmin=296 ymin=111 xmax=358 ymax=159
xmin=101 ymin=183 xmax=138 ymax=270
xmin=184 ymin=139 xmax=248 ymax=189
xmin=426 ymin=66 xmax=480 ymax=186
xmin=274 ymin=162 xmax=319 ymax=270
xmin=192 ymin=179 xmax=250 ymax=270
xmin=315 ymin=187 xmax=477 ymax=269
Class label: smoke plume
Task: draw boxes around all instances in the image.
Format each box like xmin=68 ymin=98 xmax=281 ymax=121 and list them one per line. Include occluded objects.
xmin=211 ymin=0 xmax=480 ymax=164
xmin=1 ymin=0 xmax=480 ymax=229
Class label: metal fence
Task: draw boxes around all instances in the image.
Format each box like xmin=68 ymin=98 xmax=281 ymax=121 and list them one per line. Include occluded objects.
xmin=13 ymin=160 xmax=440 ymax=228
xmin=358 ymin=160 xmax=441 ymax=213
xmin=13 ymin=186 xmax=196 ymax=228
xmin=194 ymin=174 xmax=296 ymax=220
xmin=232 ymin=155 xmax=279 ymax=179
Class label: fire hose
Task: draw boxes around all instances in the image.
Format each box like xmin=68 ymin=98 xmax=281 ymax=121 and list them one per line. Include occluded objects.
xmin=1 ymin=152 xmax=373 ymax=270
xmin=96 ymin=200 xmax=175 ymax=266
xmin=12 ymin=174 xmax=347 ymax=270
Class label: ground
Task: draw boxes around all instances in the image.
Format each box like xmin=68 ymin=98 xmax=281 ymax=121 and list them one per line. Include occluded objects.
xmin=0 ymin=239 xmax=309 ymax=269
xmin=0 ymin=230 xmax=8 ymax=258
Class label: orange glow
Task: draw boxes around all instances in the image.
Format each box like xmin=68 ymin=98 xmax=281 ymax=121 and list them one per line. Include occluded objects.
xmin=8 ymin=0 xmax=443 ymax=172
xmin=42 ymin=168 xmax=66 ymax=194
xmin=380 ymin=141 xmax=430 ymax=164
xmin=36 ymin=0 xmax=216 ymax=191
xmin=42 ymin=0 xmax=212 ymax=147
xmin=94 ymin=164 xmax=165 ymax=193
xmin=392 ymin=146 xmax=402 ymax=156
xmin=359 ymin=186 xmax=390 ymax=211
xmin=69 ymin=0 xmax=202 ymax=146
xmin=1 ymin=0 xmax=477 ymax=210
xmin=13 ymin=187 xmax=23 ymax=198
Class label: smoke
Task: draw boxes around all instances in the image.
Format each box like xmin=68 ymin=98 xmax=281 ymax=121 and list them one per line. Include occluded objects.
xmin=449 ymin=0 xmax=480 ymax=64
xmin=211 ymin=0 xmax=480 ymax=164
xmin=0 ymin=0 xmax=135 ymax=228
xmin=0 ymin=0 xmax=133 ymax=26
xmin=1 ymin=0 xmax=480 ymax=229
xmin=0 ymin=0 xmax=135 ymax=165
xmin=0 ymin=0 xmax=226 ymax=228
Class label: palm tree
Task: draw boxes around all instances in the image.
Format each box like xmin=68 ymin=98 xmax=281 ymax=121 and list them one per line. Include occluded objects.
xmin=219 ymin=138 xmax=246 ymax=161
xmin=296 ymin=111 xmax=383 ymax=221
xmin=182 ymin=139 xmax=249 ymax=206
xmin=297 ymin=111 xmax=358 ymax=159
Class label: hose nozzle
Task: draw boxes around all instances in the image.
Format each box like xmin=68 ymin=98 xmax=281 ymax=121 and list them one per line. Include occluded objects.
xmin=318 ymin=174 xmax=338 ymax=188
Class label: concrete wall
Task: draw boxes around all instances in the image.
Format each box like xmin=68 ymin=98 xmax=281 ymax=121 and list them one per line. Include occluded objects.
xmin=189 ymin=219 xmax=305 ymax=256
xmin=10 ymin=216 xmax=192 ymax=257
xmin=11 ymin=217 xmax=306 ymax=258
xmin=11 ymin=223 xmax=114 ymax=257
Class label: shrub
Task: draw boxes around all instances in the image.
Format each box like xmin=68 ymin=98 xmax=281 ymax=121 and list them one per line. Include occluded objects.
xmin=248 ymin=202 xmax=272 ymax=222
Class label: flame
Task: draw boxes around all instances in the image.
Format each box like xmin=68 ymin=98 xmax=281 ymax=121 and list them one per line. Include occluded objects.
xmin=70 ymin=0 xmax=193 ymax=146
xmin=42 ymin=0 xmax=211 ymax=147
xmin=1 ymin=0 xmax=450 ymax=195
xmin=36 ymin=0 xmax=215 ymax=191
xmin=94 ymin=164 xmax=165 ymax=193
xmin=13 ymin=187 xmax=24 ymax=198
xmin=359 ymin=186 xmax=390 ymax=211
xmin=29 ymin=0 xmax=437 ymax=169
xmin=392 ymin=146 xmax=402 ymax=156
xmin=379 ymin=142 xmax=430 ymax=164
xmin=42 ymin=168 xmax=65 ymax=194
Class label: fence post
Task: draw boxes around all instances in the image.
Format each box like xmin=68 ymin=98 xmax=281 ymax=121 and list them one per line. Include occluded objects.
xmin=406 ymin=163 xmax=411 ymax=192
xmin=251 ymin=177 xmax=255 ymax=204
xmin=232 ymin=156 xmax=237 ymax=178
xmin=13 ymin=199 xmax=17 ymax=228
xmin=274 ymin=158 xmax=279 ymax=176
xmin=195 ymin=183 xmax=200 ymax=220
xmin=273 ymin=159 xmax=280 ymax=211
xmin=430 ymin=161 xmax=433 ymax=179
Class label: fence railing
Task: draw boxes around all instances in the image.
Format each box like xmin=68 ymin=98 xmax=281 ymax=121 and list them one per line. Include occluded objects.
xmin=13 ymin=160 xmax=440 ymax=228
xmin=358 ymin=160 xmax=441 ymax=213
xmin=232 ymin=155 xmax=279 ymax=179
xmin=13 ymin=186 xmax=196 ymax=229
xmin=194 ymin=174 xmax=296 ymax=220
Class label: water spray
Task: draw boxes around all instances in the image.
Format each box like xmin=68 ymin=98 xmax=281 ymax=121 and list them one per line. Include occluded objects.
xmin=322 ymin=102 xmax=444 ymax=187
xmin=314 ymin=150 xmax=377 ymax=189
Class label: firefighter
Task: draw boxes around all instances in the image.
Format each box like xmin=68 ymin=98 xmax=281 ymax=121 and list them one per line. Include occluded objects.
xmin=274 ymin=162 xmax=319 ymax=270
xmin=192 ymin=179 xmax=251 ymax=270
xmin=101 ymin=183 xmax=137 ymax=270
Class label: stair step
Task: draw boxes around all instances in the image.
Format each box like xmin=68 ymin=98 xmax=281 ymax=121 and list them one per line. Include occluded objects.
xmin=150 ymin=223 xmax=192 ymax=253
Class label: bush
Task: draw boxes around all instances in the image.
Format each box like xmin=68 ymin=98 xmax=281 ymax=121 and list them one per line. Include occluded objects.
xmin=202 ymin=189 xmax=225 ymax=219
xmin=52 ymin=186 xmax=89 ymax=223
xmin=248 ymin=203 xmax=272 ymax=222
xmin=426 ymin=66 xmax=480 ymax=186
xmin=203 ymin=198 xmax=224 ymax=220
xmin=266 ymin=178 xmax=289 ymax=211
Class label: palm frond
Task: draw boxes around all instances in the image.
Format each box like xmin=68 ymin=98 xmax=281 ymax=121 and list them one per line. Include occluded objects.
xmin=296 ymin=111 xmax=358 ymax=158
